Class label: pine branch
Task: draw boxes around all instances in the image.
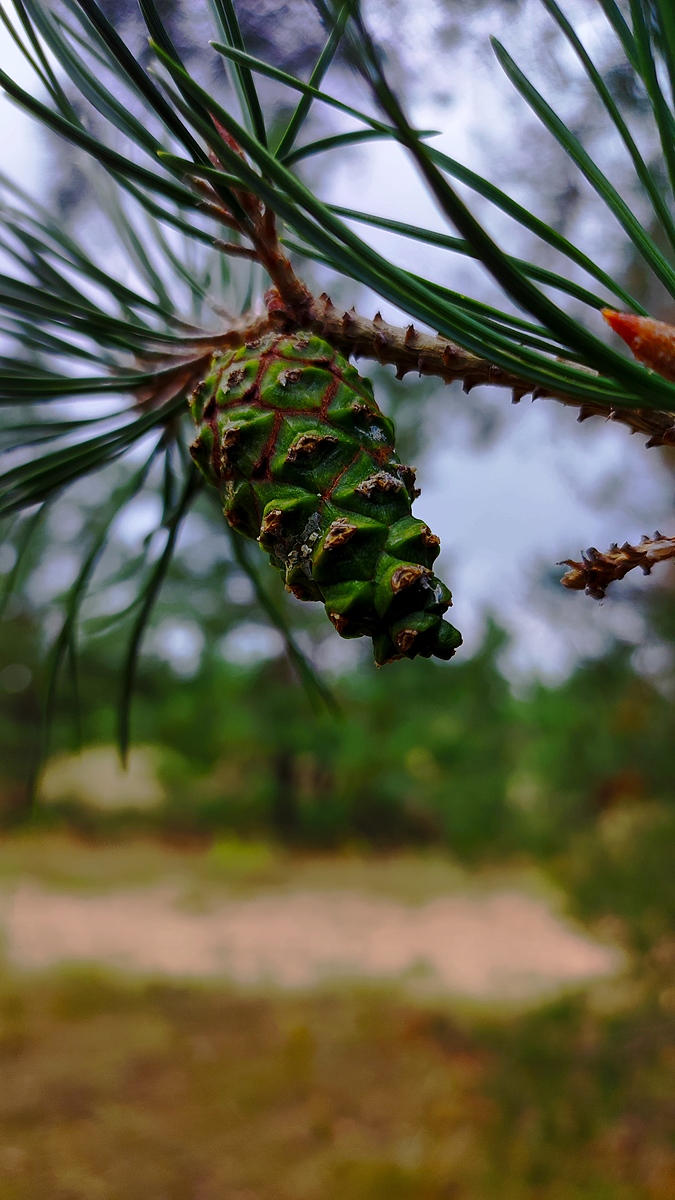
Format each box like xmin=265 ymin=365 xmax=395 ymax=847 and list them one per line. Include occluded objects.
xmin=560 ymin=533 xmax=675 ymax=599
xmin=213 ymin=239 xmax=259 ymax=259
xmin=306 ymin=294 xmax=675 ymax=447
xmin=170 ymin=115 xmax=315 ymax=324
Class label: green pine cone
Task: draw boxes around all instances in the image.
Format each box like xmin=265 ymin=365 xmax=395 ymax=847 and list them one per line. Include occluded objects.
xmin=189 ymin=330 xmax=462 ymax=665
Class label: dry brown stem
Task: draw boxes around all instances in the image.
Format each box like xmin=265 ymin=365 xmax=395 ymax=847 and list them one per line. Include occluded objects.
xmin=560 ymin=534 xmax=675 ymax=599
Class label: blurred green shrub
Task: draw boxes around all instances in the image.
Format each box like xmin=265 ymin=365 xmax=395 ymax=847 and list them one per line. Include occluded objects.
xmin=3 ymin=609 xmax=675 ymax=878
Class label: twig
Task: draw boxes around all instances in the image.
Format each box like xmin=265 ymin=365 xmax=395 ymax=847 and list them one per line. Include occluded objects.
xmin=560 ymin=533 xmax=675 ymax=599
xmin=191 ymin=123 xmax=315 ymax=327
xmin=308 ymin=294 xmax=675 ymax=449
xmin=213 ymin=240 xmax=259 ymax=260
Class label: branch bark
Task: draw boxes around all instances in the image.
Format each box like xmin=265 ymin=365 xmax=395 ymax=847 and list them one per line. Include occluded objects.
xmin=560 ymin=533 xmax=675 ymax=599
xmin=308 ymin=295 xmax=675 ymax=449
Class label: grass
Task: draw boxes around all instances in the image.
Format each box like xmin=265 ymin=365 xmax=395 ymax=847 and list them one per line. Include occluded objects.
xmin=0 ymin=832 xmax=673 ymax=1198
xmin=0 ymin=966 xmax=674 ymax=1199
xmin=0 ymin=831 xmax=553 ymax=904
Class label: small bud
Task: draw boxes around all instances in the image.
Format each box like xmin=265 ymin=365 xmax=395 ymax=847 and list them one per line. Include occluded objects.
xmin=602 ymin=308 xmax=675 ymax=381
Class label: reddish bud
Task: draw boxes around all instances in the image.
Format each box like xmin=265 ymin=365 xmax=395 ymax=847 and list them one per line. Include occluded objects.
xmin=602 ymin=308 xmax=675 ymax=381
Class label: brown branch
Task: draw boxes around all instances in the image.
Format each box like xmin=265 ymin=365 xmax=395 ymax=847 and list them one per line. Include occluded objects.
xmin=180 ymin=129 xmax=315 ymax=325
xmin=213 ymin=240 xmax=260 ymax=260
xmin=190 ymin=122 xmax=316 ymax=326
xmin=306 ymin=299 xmax=675 ymax=601
xmin=307 ymin=294 xmax=675 ymax=449
xmin=249 ymin=216 xmax=314 ymax=325
xmin=560 ymin=533 xmax=675 ymax=599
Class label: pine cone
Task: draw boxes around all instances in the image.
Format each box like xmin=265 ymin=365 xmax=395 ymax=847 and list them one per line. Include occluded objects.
xmin=189 ymin=331 xmax=462 ymax=665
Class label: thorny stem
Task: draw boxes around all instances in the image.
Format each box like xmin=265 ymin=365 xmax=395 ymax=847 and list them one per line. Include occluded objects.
xmin=307 ymin=299 xmax=675 ymax=597
xmin=561 ymin=534 xmax=675 ymax=599
xmin=144 ymin=291 xmax=675 ymax=448
xmin=142 ymin=280 xmax=675 ymax=451
xmin=308 ymin=295 xmax=675 ymax=449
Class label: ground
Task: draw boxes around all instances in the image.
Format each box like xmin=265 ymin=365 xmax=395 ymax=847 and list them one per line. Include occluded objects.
xmin=0 ymin=835 xmax=673 ymax=1200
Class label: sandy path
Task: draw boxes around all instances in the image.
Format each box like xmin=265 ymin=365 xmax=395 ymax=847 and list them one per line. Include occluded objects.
xmin=1 ymin=884 xmax=619 ymax=1001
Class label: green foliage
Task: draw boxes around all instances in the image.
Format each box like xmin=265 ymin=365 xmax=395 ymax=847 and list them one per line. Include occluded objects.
xmin=140 ymin=633 xmax=675 ymax=866
xmin=3 ymin=612 xmax=672 ymax=893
